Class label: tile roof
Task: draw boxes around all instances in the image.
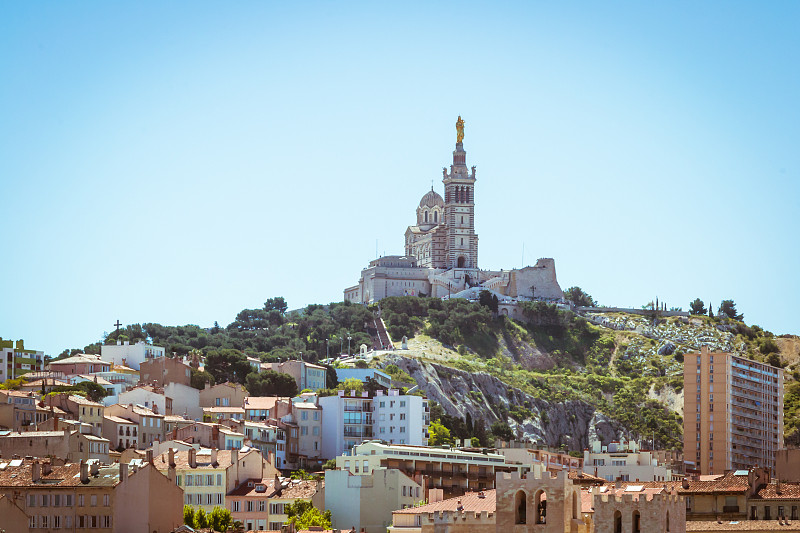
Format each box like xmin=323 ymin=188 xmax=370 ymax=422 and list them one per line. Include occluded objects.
xmin=0 ymin=460 xmax=128 ymax=487
xmin=104 ymin=415 xmax=136 ymax=424
xmin=204 ymin=407 xmax=245 ymax=413
xmin=49 ymin=355 xmax=107 ymax=365
xmin=393 ymin=490 xmax=495 ymax=515
xmin=67 ymin=395 xmax=105 ymax=407
xmin=22 ymin=379 xmax=72 ymax=388
xmin=687 ymin=521 xmax=800 ymax=531
xmin=568 ymin=471 xmax=606 ymax=484
xmin=601 ymin=471 xmax=750 ymax=495
xmin=154 ymin=448 xmax=261 ymax=471
xmin=751 ymin=482 xmax=800 ymax=500
xmin=75 ymin=375 xmax=113 ymax=386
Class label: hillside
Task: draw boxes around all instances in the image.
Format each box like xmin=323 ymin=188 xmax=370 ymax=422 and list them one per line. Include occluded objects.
xmin=52 ymin=295 xmax=800 ymax=450
xmin=375 ymin=296 xmax=800 ymax=450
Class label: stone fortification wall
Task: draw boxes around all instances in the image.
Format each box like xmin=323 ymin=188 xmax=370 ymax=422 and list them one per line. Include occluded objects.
xmin=591 ymin=489 xmax=685 ymax=533
xmin=496 ymin=470 xmax=590 ymax=533
xmin=420 ymin=510 xmax=495 ymax=533
xmin=506 ymin=259 xmax=564 ymax=300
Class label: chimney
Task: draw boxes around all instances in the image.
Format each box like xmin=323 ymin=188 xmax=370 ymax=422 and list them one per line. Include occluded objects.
xmin=615 ymin=478 xmax=622 ymax=490
xmin=32 ymin=461 xmax=41 ymax=483
xmin=168 ymin=448 xmax=176 ymax=468
xmin=231 ymin=448 xmax=238 ymax=466
xmin=211 ymin=448 xmax=218 ymax=467
xmin=80 ymin=461 xmax=89 ymax=483
xmin=777 ymin=480 xmax=783 ymax=495
xmin=167 ymin=463 xmax=176 ymax=483
xmin=90 ymin=461 xmax=99 ymax=476
xmin=120 ymin=462 xmax=128 ymax=482
xmin=188 ymin=448 xmax=197 ymax=469
xmin=146 ymin=450 xmax=154 ymax=464
xmin=42 ymin=460 xmax=52 ymax=476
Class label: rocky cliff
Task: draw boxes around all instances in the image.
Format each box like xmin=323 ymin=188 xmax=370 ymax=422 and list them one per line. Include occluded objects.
xmin=383 ymin=353 xmax=625 ymax=448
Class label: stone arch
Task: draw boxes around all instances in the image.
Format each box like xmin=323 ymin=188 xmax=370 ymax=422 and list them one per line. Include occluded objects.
xmin=514 ymin=490 xmax=527 ymax=524
xmin=433 ymin=210 xmax=438 ymax=223
xmin=633 ymin=510 xmax=641 ymax=533
xmin=424 ymin=210 xmax=429 ymax=223
xmin=501 ymin=308 xmax=509 ymax=316
xmin=534 ymin=489 xmax=547 ymax=524
xmin=614 ymin=510 xmax=622 ymax=533
xmin=457 ymin=256 xmax=466 ymax=268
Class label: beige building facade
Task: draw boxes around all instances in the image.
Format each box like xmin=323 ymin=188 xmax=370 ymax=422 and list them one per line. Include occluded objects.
xmin=684 ymin=346 xmax=784 ymax=475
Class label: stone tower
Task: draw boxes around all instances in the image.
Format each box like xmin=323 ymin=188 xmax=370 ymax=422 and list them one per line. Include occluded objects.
xmin=443 ymin=116 xmax=478 ymax=270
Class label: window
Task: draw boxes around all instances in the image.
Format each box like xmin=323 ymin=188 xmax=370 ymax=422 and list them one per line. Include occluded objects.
xmin=400 ymin=401 xmax=406 ymax=407
xmin=53 ymin=515 xmax=61 ymax=528
xmin=186 ymin=475 xmax=193 ymax=486
xmin=91 ymin=495 xmax=97 ymax=506
xmin=232 ymin=501 xmax=241 ymax=512
xmin=313 ymin=426 xmax=319 ymax=436
xmin=765 ymin=507 xmax=771 ymax=520
xmin=301 ymin=411 xmax=308 ymax=420
xmin=102 ymin=516 xmax=112 ymax=528
xmin=28 ymin=494 xmax=36 ymax=507
xmin=400 ymin=413 xmax=406 ymax=420
xmin=65 ymin=495 xmax=72 ymax=507
xmin=258 ymin=500 xmax=266 ymax=512
xmin=216 ymin=493 xmax=223 ymax=505
xmin=217 ymin=474 xmax=222 ymax=486
xmin=400 ymin=427 xmax=406 ymax=433
xmin=103 ymin=494 xmax=109 ymax=506
xmin=78 ymin=495 xmax=84 ymax=507
xmin=207 ymin=475 xmax=213 ymax=486
xmin=54 ymin=494 xmax=60 ymax=507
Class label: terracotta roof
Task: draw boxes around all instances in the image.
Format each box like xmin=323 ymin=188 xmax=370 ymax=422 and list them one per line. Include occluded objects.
xmin=204 ymin=407 xmax=245 ymax=413
xmin=568 ymin=471 xmax=606 ymax=484
xmin=154 ymin=448 xmax=261 ymax=471
xmin=0 ymin=390 xmax=37 ymax=398
xmin=67 ymin=395 xmax=104 ymax=407
xmin=598 ymin=486 xmax=669 ymax=500
xmin=0 ymin=460 xmax=132 ymax=488
xmin=687 ymin=521 xmax=800 ymax=531
xmin=393 ymin=490 xmax=495 ymax=515
xmin=581 ymin=490 xmax=594 ymax=513
xmin=602 ymin=471 xmax=749 ymax=495
xmin=22 ymin=379 xmax=71 ymax=388
xmin=751 ymin=482 xmax=800 ymax=500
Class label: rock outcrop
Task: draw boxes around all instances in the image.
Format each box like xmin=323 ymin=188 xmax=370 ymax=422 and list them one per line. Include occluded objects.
xmin=383 ymin=354 xmax=624 ymax=449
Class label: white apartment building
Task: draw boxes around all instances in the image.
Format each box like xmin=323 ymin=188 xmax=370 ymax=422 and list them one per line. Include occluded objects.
xmin=100 ymin=340 xmax=165 ymax=370
xmin=582 ymin=438 xmax=676 ymax=482
xmin=319 ymin=389 xmax=429 ymax=459
xmin=165 ymin=382 xmax=202 ymax=420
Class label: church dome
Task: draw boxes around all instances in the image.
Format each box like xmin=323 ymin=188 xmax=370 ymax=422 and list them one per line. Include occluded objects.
xmin=419 ymin=189 xmax=444 ymax=208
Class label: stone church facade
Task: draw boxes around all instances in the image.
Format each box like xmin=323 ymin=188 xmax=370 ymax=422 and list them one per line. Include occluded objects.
xmin=344 ymin=118 xmax=563 ymax=306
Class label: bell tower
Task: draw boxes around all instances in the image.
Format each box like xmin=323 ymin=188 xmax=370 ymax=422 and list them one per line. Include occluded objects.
xmin=443 ymin=116 xmax=478 ymax=270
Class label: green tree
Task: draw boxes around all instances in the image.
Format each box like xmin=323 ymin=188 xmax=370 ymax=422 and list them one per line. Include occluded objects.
xmin=718 ymin=300 xmax=743 ymax=321
xmin=209 ymin=506 xmax=233 ymax=531
xmin=689 ymin=298 xmax=707 ymax=315
xmin=490 ymin=420 xmax=514 ymax=442
xmin=285 ymin=500 xmax=332 ymax=529
xmin=563 ymin=286 xmax=596 ymax=307
xmin=338 ymin=377 xmax=364 ymax=394
xmin=190 ymin=369 xmax=215 ymax=390
xmin=264 ymin=297 xmax=289 ymax=314
xmin=478 ymin=290 xmax=494 ymax=310
xmin=205 ymin=349 xmax=252 ymax=384
xmin=428 ymin=419 xmax=454 ymax=446
xmin=245 ymin=370 xmax=299 ymax=396
xmin=472 ymin=417 xmax=488 ymax=446
xmin=183 ymin=505 xmax=195 ymax=526
xmin=194 ymin=507 xmax=208 ymax=529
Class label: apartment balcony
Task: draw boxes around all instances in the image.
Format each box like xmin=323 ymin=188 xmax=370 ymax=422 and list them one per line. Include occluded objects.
xmin=344 ymin=405 xmax=364 ymax=412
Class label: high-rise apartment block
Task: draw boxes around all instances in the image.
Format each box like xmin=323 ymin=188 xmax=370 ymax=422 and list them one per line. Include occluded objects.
xmin=684 ymin=346 xmax=784 ymax=475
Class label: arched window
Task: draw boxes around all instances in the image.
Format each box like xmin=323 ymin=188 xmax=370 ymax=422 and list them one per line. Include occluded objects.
xmin=424 ymin=211 xmax=428 ymax=223
xmin=614 ymin=511 xmax=622 ymax=533
xmin=535 ymin=490 xmax=547 ymax=524
xmin=633 ymin=510 xmax=641 ymax=533
xmin=434 ymin=211 xmax=438 ymax=223
xmin=515 ymin=491 xmax=527 ymax=524
xmin=457 ymin=256 xmax=466 ymax=268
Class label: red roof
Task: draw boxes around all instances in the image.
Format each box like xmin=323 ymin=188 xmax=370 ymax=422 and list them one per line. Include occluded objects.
xmin=393 ymin=490 xmax=495 ymax=515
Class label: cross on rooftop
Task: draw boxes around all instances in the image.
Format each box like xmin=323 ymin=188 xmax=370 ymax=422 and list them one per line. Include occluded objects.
xmin=114 ymin=320 xmax=122 ymax=333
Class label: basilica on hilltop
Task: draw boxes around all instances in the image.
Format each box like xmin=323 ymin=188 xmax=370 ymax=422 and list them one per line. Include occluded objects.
xmin=344 ymin=117 xmax=564 ymax=308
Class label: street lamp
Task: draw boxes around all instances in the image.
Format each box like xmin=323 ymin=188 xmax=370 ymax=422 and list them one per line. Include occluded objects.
xmin=347 ymin=335 xmax=352 ymax=356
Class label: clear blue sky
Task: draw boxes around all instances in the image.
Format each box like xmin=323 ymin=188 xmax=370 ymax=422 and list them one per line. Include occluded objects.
xmin=2 ymin=2 xmax=798 ymax=355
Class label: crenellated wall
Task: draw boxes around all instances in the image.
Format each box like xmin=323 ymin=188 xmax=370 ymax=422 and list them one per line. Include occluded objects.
xmin=591 ymin=488 xmax=685 ymax=533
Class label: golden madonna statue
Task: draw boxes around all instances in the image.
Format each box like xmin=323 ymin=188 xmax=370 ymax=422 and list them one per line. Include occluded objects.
xmin=456 ymin=115 xmax=465 ymax=143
